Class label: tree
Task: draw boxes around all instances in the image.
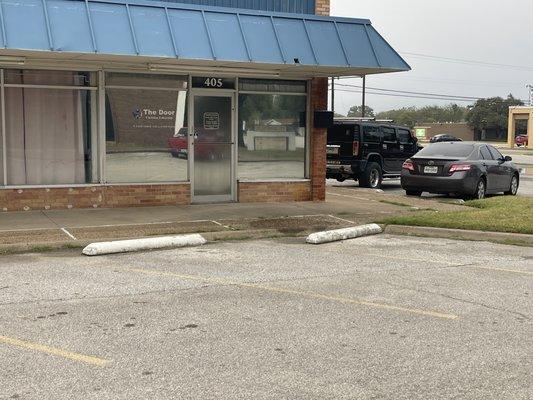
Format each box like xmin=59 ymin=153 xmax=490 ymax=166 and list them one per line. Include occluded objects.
xmin=466 ymin=95 xmax=524 ymax=139
xmin=375 ymin=104 xmax=469 ymax=128
xmin=347 ymin=105 xmax=375 ymax=118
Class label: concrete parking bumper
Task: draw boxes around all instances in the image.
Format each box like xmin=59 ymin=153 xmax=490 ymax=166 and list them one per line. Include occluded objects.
xmin=82 ymin=234 xmax=207 ymax=256
xmin=306 ymin=223 xmax=383 ymax=244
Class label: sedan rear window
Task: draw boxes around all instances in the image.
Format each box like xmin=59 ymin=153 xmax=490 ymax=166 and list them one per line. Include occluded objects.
xmin=416 ymin=143 xmax=474 ymax=158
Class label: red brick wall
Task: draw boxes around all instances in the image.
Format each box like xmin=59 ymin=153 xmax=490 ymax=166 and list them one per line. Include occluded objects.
xmin=0 ymin=184 xmax=190 ymax=212
xmin=309 ymin=77 xmax=328 ymax=201
xmin=315 ymin=0 xmax=330 ymax=15
xmin=310 ymin=0 xmax=330 ymax=201
xmin=238 ymin=181 xmax=311 ymax=203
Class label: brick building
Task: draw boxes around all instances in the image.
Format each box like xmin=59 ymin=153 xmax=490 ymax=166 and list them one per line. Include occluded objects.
xmin=0 ymin=0 xmax=409 ymax=211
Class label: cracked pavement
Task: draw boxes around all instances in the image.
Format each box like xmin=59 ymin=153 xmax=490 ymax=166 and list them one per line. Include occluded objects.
xmin=0 ymin=235 xmax=532 ymax=399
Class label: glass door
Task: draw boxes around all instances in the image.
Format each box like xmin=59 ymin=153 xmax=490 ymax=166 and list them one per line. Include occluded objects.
xmin=191 ymin=93 xmax=235 ymax=202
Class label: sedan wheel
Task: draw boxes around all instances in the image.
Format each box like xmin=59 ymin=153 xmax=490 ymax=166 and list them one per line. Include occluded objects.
xmin=473 ymin=179 xmax=486 ymax=200
xmin=505 ymin=175 xmax=519 ymax=196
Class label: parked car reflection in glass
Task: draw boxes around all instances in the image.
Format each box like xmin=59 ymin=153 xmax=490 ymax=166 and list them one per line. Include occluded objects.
xmin=515 ymin=135 xmax=528 ymax=147
xmin=429 ymin=134 xmax=462 ymax=143
xmin=401 ymin=142 xmax=520 ymax=199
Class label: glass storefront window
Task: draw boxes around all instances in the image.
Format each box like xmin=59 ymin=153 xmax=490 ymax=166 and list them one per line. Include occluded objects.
xmin=105 ymin=73 xmax=188 ymax=183
xmin=238 ymin=93 xmax=307 ymax=180
xmin=5 ymin=69 xmax=94 ymax=87
xmin=4 ymin=70 xmax=95 ymax=186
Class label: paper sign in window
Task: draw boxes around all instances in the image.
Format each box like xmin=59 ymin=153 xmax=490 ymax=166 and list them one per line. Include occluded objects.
xmin=203 ymin=112 xmax=220 ymax=130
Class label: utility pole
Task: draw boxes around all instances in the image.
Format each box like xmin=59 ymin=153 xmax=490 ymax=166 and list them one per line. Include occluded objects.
xmin=527 ymin=84 xmax=533 ymax=106
xmin=361 ymin=75 xmax=366 ymax=117
xmin=331 ymin=77 xmax=335 ymax=114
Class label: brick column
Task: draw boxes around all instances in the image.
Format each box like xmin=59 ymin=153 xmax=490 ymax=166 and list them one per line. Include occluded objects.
xmin=315 ymin=0 xmax=330 ymax=16
xmin=309 ymin=0 xmax=330 ymax=201
xmin=310 ymin=77 xmax=328 ymax=201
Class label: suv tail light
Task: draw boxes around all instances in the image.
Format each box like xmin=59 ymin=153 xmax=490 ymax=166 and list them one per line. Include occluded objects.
xmin=449 ymin=164 xmax=471 ymax=173
xmin=402 ymin=160 xmax=414 ymax=171
xmin=353 ymin=141 xmax=359 ymax=156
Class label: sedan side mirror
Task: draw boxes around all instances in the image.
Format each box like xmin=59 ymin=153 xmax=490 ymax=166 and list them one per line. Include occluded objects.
xmin=504 ymin=155 xmax=512 ymax=162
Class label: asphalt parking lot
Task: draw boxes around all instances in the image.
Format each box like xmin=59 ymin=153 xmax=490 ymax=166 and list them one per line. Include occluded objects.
xmin=1 ymin=235 xmax=532 ymax=399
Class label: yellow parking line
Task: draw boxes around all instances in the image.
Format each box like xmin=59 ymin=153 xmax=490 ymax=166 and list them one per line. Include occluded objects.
xmin=0 ymin=335 xmax=108 ymax=367
xmin=124 ymin=267 xmax=458 ymax=320
xmin=466 ymin=265 xmax=533 ymax=276
xmin=364 ymin=253 xmax=533 ymax=276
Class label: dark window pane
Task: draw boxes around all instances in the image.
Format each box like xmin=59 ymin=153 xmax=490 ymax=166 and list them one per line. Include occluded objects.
xmin=5 ymin=69 xmax=94 ymax=87
xmin=381 ymin=126 xmax=396 ymax=142
xmin=328 ymin=125 xmax=353 ymax=142
xmin=417 ymin=143 xmax=475 ymax=158
xmin=488 ymin=146 xmax=503 ymax=160
xmin=398 ymin=129 xmax=412 ymax=144
xmin=105 ymin=73 xmax=187 ymax=90
xmin=239 ymin=79 xmax=307 ymax=93
xmin=480 ymin=146 xmax=492 ymax=160
xmin=363 ymin=125 xmax=380 ymax=142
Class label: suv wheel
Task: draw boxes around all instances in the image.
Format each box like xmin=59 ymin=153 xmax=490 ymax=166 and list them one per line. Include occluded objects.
xmin=359 ymin=162 xmax=383 ymax=189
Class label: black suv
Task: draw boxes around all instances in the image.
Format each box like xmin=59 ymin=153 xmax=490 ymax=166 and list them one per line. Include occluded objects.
xmin=326 ymin=120 xmax=420 ymax=188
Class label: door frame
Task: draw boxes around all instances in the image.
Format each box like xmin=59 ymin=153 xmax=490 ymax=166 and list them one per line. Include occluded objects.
xmin=189 ymin=89 xmax=237 ymax=204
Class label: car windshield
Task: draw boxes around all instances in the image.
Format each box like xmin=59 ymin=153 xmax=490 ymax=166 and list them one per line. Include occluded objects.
xmin=416 ymin=143 xmax=474 ymax=158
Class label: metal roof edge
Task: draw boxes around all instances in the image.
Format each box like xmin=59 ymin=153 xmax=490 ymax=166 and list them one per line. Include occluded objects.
xmin=365 ymin=24 xmax=411 ymax=71
xmin=80 ymin=0 xmax=372 ymax=25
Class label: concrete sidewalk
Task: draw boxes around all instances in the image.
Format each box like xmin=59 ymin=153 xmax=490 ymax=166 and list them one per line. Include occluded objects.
xmin=0 ymin=187 xmax=466 ymax=252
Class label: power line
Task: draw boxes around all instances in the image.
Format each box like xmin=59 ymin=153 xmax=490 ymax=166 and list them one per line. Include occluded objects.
xmin=401 ymin=52 xmax=533 ymax=72
xmin=332 ymin=88 xmax=477 ymax=102
xmin=340 ymin=75 xmax=523 ymax=88
xmin=334 ymin=82 xmax=481 ymax=100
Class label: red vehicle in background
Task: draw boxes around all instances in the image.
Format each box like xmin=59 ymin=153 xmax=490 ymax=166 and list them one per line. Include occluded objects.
xmin=168 ymin=127 xmax=188 ymax=158
xmin=515 ymin=135 xmax=528 ymax=147
xmin=168 ymin=127 xmax=228 ymax=160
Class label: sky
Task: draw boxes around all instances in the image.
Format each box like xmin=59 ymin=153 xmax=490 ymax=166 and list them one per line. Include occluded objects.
xmin=330 ymin=0 xmax=533 ymax=114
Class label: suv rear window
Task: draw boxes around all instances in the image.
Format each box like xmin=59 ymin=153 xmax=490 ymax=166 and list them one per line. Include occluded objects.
xmin=328 ymin=125 xmax=360 ymax=142
xmin=328 ymin=125 xmax=353 ymax=142
xmin=363 ymin=125 xmax=380 ymax=142
xmin=416 ymin=143 xmax=475 ymax=158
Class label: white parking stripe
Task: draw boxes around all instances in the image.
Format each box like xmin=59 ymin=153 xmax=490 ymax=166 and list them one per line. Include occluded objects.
xmin=60 ymin=228 xmax=77 ymax=241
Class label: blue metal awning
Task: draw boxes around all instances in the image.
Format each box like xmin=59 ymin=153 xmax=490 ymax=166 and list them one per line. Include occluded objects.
xmin=0 ymin=0 xmax=410 ymax=76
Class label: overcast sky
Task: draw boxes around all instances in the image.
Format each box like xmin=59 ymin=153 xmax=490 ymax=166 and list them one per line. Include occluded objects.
xmin=330 ymin=0 xmax=533 ymax=114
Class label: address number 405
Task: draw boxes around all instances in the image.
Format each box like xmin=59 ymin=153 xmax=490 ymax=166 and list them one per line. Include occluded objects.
xmin=204 ymin=78 xmax=223 ymax=88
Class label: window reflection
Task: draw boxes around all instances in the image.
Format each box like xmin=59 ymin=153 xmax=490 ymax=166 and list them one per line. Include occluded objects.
xmin=238 ymin=93 xmax=306 ymax=179
xmin=105 ymin=74 xmax=188 ymax=183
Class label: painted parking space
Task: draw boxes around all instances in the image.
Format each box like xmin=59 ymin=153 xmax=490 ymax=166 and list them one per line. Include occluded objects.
xmin=0 ymin=235 xmax=531 ymax=399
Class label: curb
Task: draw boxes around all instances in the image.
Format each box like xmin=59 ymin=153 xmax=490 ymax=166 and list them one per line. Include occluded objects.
xmin=306 ymin=224 xmax=383 ymax=244
xmin=82 ymin=234 xmax=207 ymax=256
xmin=0 ymin=229 xmax=308 ymax=256
xmin=384 ymin=225 xmax=533 ymax=246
